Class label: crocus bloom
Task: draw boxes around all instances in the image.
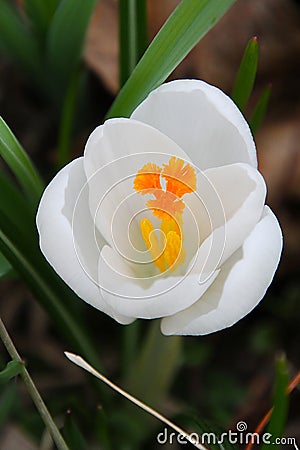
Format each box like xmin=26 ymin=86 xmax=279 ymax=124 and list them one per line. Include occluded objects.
xmin=36 ymin=80 xmax=282 ymax=335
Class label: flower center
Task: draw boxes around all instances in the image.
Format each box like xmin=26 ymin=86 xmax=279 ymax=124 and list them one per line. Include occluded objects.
xmin=134 ymin=157 xmax=196 ymax=272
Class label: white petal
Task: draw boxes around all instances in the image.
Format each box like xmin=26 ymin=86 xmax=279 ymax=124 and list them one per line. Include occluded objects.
xmin=36 ymin=158 xmax=133 ymax=325
xmin=183 ymin=163 xmax=266 ymax=281
xmin=131 ymin=79 xmax=257 ymax=170
xmin=82 ymin=118 xmax=192 ymax=252
xmin=161 ymin=206 xmax=283 ymax=335
xmin=98 ymin=244 xmax=220 ymax=319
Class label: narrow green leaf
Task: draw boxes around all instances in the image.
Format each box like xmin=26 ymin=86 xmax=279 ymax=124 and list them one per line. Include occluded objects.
xmin=231 ymin=36 xmax=259 ymax=112
xmin=46 ymin=0 xmax=96 ymax=88
xmin=262 ymin=355 xmax=289 ymax=449
xmin=24 ymin=0 xmax=60 ymax=41
xmin=250 ymin=85 xmax=271 ymax=134
xmin=0 ymin=384 xmax=18 ymax=428
xmin=0 ymin=252 xmax=12 ymax=279
xmin=0 ymin=117 xmax=44 ymax=208
xmin=119 ymin=0 xmax=147 ymax=87
xmin=0 ymin=170 xmax=34 ymax=233
xmin=178 ymin=414 xmax=239 ymax=450
xmin=0 ymin=210 xmax=102 ymax=377
xmin=0 ymin=170 xmax=33 ymax=279
xmin=0 ymin=360 xmax=23 ymax=383
xmin=62 ymin=412 xmax=86 ymax=450
xmin=57 ymin=68 xmax=81 ymax=168
xmin=95 ymin=406 xmax=112 ymax=450
xmin=0 ymin=0 xmax=41 ymax=77
xmin=108 ymin=0 xmax=236 ymax=118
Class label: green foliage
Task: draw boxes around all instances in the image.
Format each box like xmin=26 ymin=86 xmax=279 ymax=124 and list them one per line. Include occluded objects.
xmin=178 ymin=414 xmax=239 ymax=449
xmin=95 ymin=406 xmax=112 ymax=450
xmin=0 ymin=0 xmax=41 ymax=79
xmin=108 ymin=0 xmax=237 ymax=118
xmin=0 ymin=0 xmax=96 ymax=105
xmin=46 ymin=0 xmax=96 ymax=91
xmin=24 ymin=0 xmax=60 ymax=42
xmin=232 ymin=36 xmax=259 ymax=112
xmin=0 ymin=117 xmax=43 ymax=209
xmin=262 ymin=355 xmax=289 ymax=449
xmin=0 ymin=360 xmax=23 ymax=383
xmin=0 ymin=251 xmax=12 ymax=279
xmin=119 ymin=0 xmax=148 ymax=86
xmin=0 ymin=384 xmax=18 ymax=428
xmin=62 ymin=412 xmax=86 ymax=450
xmin=0 ymin=209 xmax=102 ymax=373
xmin=250 ymin=85 xmax=272 ymax=134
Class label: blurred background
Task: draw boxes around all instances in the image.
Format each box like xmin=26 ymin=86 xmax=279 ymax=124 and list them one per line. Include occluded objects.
xmin=0 ymin=0 xmax=299 ymax=448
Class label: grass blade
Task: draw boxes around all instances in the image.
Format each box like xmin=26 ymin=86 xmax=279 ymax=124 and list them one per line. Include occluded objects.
xmin=0 ymin=385 xmax=18 ymax=429
xmin=24 ymin=0 xmax=60 ymax=40
xmin=231 ymin=36 xmax=259 ymax=112
xmin=250 ymin=84 xmax=271 ymax=134
xmin=0 ymin=0 xmax=41 ymax=77
xmin=108 ymin=0 xmax=236 ymax=119
xmin=46 ymin=0 xmax=96 ymax=89
xmin=0 ymin=360 xmax=23 ymax=383
xmin=261 ymin=355 xmax=289 ymax=449
xmin=119 ymin=0 xmax=147 ymax=87
xmin=0 ymin=210 xmax=101 ymax=374
xmin=0 ymin=170 xmax=34 ymax=232
xmin=57 ymin=68 xmax=81 ymax=167
xmin=62 ymin=412 xmax=86 ymax=450
xmin=181 ymin=415 xmax=239 ymax=450
xmin=0 ymin=252 xmax=12 ymax=279
xmin=0 ymin=117 xmax=44 ymax=209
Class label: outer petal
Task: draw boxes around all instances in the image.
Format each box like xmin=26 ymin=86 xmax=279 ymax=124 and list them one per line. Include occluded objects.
xmin=98 ymin=244 xmax=220 ymax=319
xmin=161 ymin=206 xmax=283 ymax=335
xmin=36 ymin=158 xmax=133 ymax=325
xmin=182 ymin=162 xmax=266 ymax=279
xmin=131 ymin=79 xmax=257 ymax=170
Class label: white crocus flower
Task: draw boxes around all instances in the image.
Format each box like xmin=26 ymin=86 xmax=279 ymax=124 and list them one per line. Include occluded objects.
xmin=36 ymin=80 xmax=282 ymax=335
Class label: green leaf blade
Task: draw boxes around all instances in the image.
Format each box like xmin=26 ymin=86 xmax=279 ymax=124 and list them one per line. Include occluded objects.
xmin=0 ymin=0 xmax=41 ymax=77
xmin=262 ymin=355 xmax=289 ymax=449
xmin=24 ymin=0 xmax=60 ymax=41
xmin=0 ymin=210 xmax=102 ymax=376
xmin=231 ymin=36 xmax=259 ymax=112
xmin=46 ymin=0 xmax=97 ymax=89
xmin=119 ymin=0 xmax=148 ymax=87
xmin=108 ymin=0 xmax=237 ymax=118
xmin=0 ymin=252 xmax=13 ymax=279
xmin=250 ymin=84 xmax=271 ymax=134
xmin=62 ymin=413 xmax=86 ymax=450
xmin=0 ymin=116 xmax=44 ymax=209
xmin=0 ymin=360 xmax=23 ymax=383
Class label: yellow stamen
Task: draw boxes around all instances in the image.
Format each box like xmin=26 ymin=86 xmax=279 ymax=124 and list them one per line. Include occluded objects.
xmin=140 ymin=218 xmax=165 ymax=272
xmin=163 ymin=231 xmax=186 ymax=272
xmin=140 ymin=218 xmax=185 ymax=273
xmin=134 ymin=156 xmax=197 ymax=273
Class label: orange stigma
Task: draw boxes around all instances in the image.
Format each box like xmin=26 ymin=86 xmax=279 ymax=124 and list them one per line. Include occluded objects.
xmin=134 ymin=156 xmax=196 ymax=273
